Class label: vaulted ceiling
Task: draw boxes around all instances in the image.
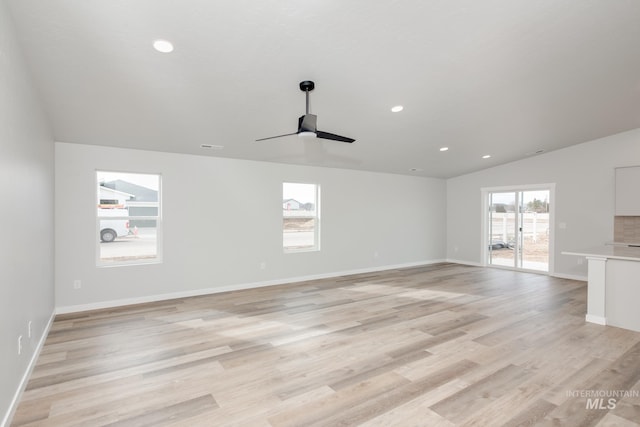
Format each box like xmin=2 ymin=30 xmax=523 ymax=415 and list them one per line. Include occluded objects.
xmin=6 ymin=0 xmax=640 ymax=178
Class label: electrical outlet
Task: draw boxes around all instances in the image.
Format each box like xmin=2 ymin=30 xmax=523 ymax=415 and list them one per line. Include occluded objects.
xmin=28 ymin=321 xmax=32 ymax=338
xmin=577 ymin=258 xmax=584 ymax=265
xmin=18 ymin=335 xmax=22 ymax=355
xmin=259 ymin=262 xmax=267 ymax=270
xmin=73 ymin=280 xmax=81 ymax=289
xmin=373 ymin=251 xmax=379 ymax=259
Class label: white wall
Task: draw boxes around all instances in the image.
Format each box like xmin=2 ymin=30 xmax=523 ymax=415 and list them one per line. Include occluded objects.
xmin=446 ymin=128 xmax=640 ymax=279
xmin=55 ymin=142 xmax=446 ymax=311
xmin=0 ymin=2 xmax=55 ymax=425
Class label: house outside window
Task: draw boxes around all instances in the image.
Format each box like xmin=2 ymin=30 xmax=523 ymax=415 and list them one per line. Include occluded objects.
xmin=283 ymin=182 xmax=319 ymax=252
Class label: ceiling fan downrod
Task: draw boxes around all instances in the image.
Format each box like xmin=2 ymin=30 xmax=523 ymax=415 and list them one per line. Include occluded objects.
xmin=299 ymin=80 xmax=315 ymax=115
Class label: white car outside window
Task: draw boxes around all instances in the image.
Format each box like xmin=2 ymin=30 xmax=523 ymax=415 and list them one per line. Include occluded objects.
xmin=98 ymin=208 xmax=130 ymax=242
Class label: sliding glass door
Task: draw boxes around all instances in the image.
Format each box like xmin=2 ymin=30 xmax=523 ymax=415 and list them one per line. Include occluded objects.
xmin=488 ymin=189 xmax=551 ymax=272
xmin=519 ymin=190 xmax=550 ymax=271
xmin=488 ymin=192 xmax=517 ymax=268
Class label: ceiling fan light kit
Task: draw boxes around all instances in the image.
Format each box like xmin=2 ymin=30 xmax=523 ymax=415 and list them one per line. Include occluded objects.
xmin=298 ymin=131 xmax=317 ymax=139
xmin=256 ymin=81 xmax=355 ymax=143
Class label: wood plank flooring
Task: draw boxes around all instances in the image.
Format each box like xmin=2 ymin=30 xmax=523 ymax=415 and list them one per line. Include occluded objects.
xmin=11 ymin=263 xmax=640 ymax=426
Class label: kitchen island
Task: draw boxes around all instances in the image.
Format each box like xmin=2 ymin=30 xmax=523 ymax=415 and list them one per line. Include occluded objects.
xmin=563 ymin=245 xmax=640 ymax=332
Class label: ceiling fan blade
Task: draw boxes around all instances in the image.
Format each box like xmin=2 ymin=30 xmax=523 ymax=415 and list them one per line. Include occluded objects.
xmin=255 ymin=132 xmax=298 ymax=142
xmin=299 ymin=114 xmax=317 ymax=132
xmin=316 ymin=130 xmax=355 ymax=143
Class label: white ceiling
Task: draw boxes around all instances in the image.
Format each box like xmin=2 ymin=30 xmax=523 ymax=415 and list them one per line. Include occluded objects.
xmin=6 ymin=0 xmax=640 ymax=178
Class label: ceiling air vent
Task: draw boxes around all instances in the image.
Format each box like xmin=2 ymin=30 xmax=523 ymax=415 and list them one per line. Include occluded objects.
xmin=200 ymin=144 xmax=224 ymax=150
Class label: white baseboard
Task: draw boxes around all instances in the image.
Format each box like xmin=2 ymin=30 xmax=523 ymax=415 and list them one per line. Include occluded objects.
xmin=2 ymin=310 xmax=55 ymax=427
xmin=444 ymin=260 xmax=588 ymax=282
xmin=55 ymin=259 xmax=583 ymax=316
xmin=585 ymin=314 xmax=607 ymax=325
xmin=56 ymin=259 xmax=448 ymax=315
xmin=445 ymin=258 xmax=484 ymax=267
xmin=551 ymin=272 xmax=587 ymax=282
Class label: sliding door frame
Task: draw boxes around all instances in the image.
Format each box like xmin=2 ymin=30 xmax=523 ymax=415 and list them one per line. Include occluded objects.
xmin=480 ymin=183 xmax=556 ymax=274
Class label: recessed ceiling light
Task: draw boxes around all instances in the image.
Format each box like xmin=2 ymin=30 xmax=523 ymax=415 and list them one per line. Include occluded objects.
xmin=439 ymin=147 xmax=449 ymax=152
xmin=482 ymin=155 xmax=491 ymax=159
xmin=153 ymin=39 xmax=174 ymax=53
xmin=200 ymin=144 xmax=224 ymax=150
xmin=391 ymin=105 xmax=404 ymax=113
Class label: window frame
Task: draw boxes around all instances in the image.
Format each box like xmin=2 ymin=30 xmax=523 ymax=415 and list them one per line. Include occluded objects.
xmin=96 ymin=170 xmax=163 ymax=267
xmin=282 ymin=182 xmax=320 ymax=253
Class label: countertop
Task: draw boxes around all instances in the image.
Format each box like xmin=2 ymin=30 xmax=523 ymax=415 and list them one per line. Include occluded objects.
xmin=563 ymin=245 xmax=640 ymax=262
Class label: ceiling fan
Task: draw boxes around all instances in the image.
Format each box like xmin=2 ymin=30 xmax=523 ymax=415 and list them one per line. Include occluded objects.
xmin=256 ymin=81 xmax=355 ymax=143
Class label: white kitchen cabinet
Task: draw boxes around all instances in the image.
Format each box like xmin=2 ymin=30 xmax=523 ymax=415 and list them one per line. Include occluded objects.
xmin=615 ymin=166 xmax=640 ymax=216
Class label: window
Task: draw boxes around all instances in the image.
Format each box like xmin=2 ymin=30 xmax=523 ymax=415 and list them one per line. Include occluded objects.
xmin=96 ymin=171 xmax=161 ymax=266
xmin=283 ymin=182 xmax=319 ymax=252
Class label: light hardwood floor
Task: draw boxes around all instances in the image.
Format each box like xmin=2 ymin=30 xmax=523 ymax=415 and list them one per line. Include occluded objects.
xmin=11 ymin=263 xmax=640 ymax=426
